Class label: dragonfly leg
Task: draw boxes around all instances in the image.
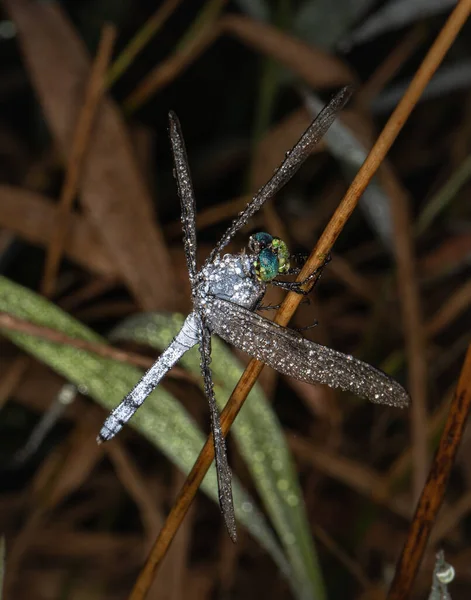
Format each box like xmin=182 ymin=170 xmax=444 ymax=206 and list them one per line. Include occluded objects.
xmin=270 ymin=275 xmax=316 ymax=295
xmin=287 ymin=252 xmax=309 ymax=269
xmin=293 ymin=319 xmax=319 ymax=333
xmin=257 ymin=295 xmax=311 ymax=311
xmin=271 ymin=253 xmax=331 ymax=294
xmin=257 ymin=302 xmax=282 ymax=311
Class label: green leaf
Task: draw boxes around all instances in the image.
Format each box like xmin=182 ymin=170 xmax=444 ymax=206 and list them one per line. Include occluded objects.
xmin=0 ymin=276 xmax=296 ymax=595
xmin=113 ymin=313 xmax=325 ymax=600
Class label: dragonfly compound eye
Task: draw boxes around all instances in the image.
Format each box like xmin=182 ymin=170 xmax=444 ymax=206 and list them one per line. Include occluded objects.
xmin=271 ymin=237 xmax=290 ymax=274
xmin=254 ymin=247 xmax=280 ymax=282
xmin=248 ymin=231 xmax=273 ymax=254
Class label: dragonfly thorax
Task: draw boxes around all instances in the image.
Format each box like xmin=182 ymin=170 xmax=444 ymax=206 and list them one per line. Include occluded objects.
xmin=248 ymin=232 xmax=290 ymax=282
xmin=197 ymin=253 xmax=266 ymax=312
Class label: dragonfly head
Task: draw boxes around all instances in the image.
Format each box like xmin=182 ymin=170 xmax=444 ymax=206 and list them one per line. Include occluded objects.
xmin=248 ymin=232 xmax=290 ymax=282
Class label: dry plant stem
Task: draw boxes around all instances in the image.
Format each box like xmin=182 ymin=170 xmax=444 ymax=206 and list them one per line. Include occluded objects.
xmin=0 ymin=312 xmax=194 ymax=382
xmin=387 ymin=344 xmax=471 ymax=600
xmin=104 ymin=442 xmax=163 ymax=540
xmin=0 ymin=311 xmax=154 ymax=370
xmin=221 ymin=14 xmax=355 ymax=89
xmin=127 ymin=4 xmax=471 ymax=599
xmin=357 ymin=24 xmax=426 ymax=105
xmin=380 ymin=165 xmax=429 ymax=501
xmin=431 ymin=488 xmax=471 ymax=545
xmin=124 ymin=0 xmax=226 ymax=114
xmin=107 ymin=0 xmax=181 ymax=88
xmin=311 ymin=523 xmax=371 ymax=590
xmin=383 ymin=389 xmax=453 ymax=493
xmin=41 ymin=24 xmax=116 ymax=297
xmin=0 ymin=355 xmax=29 ymax=409
xmin=151 ymin=470 xmax=194 ymax=600
xmin=426 ymin=279 xmax=471 ymax=336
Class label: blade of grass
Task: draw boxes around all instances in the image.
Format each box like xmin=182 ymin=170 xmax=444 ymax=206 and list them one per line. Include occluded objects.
xmin=0 ymin=312 xmax=157 ymax=370
xmin=128 ymin=3 xmax=471 ymax=598
xmin=106 ymin=0 xmax=181 ymax=88
xmin=416 ymin=151 xmax=471 ymax=235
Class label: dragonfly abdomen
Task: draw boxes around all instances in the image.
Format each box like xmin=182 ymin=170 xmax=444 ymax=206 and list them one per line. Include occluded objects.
xmin=98 ymin=312 xmax=201 ymax=442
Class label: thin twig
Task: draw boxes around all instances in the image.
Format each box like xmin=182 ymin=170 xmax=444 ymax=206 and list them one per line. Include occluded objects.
xmin=387 ymin=344 xmax=471 ymax=600
xmin=41 ymin=24 xmax=116 ymax=297
xmin=126 ymin=3 xmax=471 ymax=599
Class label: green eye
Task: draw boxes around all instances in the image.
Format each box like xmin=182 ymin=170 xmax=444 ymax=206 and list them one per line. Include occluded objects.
xmin=248 ymin=231 xmax=273 ymax=254
xmin=272 ymin=238 xmax=290 ymax=274
xmin=255 ymin=248 xmax=279 ymax=282
xmin=253 ymin=232 xmax=273 ymax=246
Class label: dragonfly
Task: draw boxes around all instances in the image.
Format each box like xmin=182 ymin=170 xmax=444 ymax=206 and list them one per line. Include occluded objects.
xmin=98 ymin=86 xmax=409 ymax=542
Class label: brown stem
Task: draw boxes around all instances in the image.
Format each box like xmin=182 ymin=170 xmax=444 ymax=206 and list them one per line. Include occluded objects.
xmin=387 ymin=344 xmax=471 ymax=600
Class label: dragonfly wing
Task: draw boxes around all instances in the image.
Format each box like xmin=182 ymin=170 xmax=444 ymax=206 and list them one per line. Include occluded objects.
xmin=206 ymin=298 xmax=410 ymax=409
xmin=198 ymin=315 xmax=237 ymax=542
xmin=207 ymin=86 xmax=352 ymax=264
xmin=169 ymin=111 xmax=198 ymax=290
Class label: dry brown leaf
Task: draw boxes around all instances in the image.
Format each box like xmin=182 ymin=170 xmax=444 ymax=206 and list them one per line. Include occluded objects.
xmin=287 ymin=433 xmax=410 ymax=518
xmin=28 ymin=529 xmax=143 ymax=562
xmin=0 ymin=185 xmax=116 ymax=276
xmin=426 ymin=279 xmax=471 ymax=337
xmin=222 ymin=14 xmax=356 ymax=90
xmin=419 ymin=232 xmax=471 ymax=276
xmin=288 ymin=433 xmax=382 ymax=497
xmin=41 ymin=23 xmax=116 ymax=297
xmin=6 ymin=356 xmax=82 ymax=417
xmin=30 ymin=406 xmax=105 ymax=508
xmin=105 ymin=441 xmax=163 ymax=541
xmin=4 ymin=0 xmax=175 ymax=310
xmin=0 ymin=355 xmax=29 ymax=409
